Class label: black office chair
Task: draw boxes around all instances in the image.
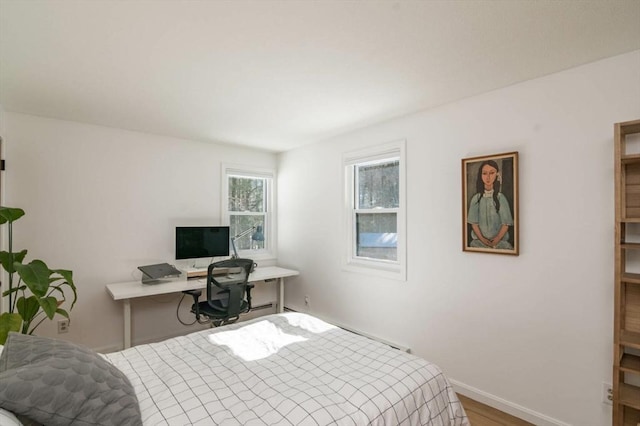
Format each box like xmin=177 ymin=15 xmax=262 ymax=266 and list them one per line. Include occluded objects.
xmin=184 ymin=258 xmax=254 ymax=327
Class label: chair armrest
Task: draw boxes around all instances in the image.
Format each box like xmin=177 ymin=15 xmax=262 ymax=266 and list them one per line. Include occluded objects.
xmin=182 ymin=289 xmax=202 ymax=299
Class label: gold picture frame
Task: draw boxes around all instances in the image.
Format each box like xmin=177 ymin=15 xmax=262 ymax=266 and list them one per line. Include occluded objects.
xmin=462 ymin=151 xmax=519 ymax=255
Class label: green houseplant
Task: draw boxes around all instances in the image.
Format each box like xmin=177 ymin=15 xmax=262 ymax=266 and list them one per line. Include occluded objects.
xmin=0 ymin=206 xmax=77 ymax=344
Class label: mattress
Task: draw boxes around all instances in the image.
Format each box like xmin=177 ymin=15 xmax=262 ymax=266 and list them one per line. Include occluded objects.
xmin=105 ymin=312 xmax=468 ymax=425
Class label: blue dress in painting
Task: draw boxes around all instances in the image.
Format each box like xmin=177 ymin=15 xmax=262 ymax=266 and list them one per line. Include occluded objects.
xmin=467 ymin=190 xmax=513 ymax=249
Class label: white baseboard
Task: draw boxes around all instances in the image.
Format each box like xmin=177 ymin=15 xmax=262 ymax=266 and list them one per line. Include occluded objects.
xmin=450 ymin=379 xmax=571 ymax=426
xmin=282 ymin=307 xmax=411 ymax=353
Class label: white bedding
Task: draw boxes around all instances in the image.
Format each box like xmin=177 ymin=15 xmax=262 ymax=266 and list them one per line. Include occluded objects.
xmin=105 ymin=313 xmax=468 ymax=425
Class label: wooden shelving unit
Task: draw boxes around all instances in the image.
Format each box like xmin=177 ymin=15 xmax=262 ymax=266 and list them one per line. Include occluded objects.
xmin=614 ymin=118 xmax=640 ymax=426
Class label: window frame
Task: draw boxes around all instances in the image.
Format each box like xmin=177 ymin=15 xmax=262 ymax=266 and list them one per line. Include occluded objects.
xmin=221 ymin=164 xmax=276 ymax=261
xmin=342 ymin=140 xmax=406 ymax=281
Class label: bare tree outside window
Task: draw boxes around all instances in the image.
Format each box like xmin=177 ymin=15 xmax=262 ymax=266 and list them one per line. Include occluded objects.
xmin=355 ymin=159 xmax=399 ymax=261
xmin=228 ymin=176 xmax=266 ymax=251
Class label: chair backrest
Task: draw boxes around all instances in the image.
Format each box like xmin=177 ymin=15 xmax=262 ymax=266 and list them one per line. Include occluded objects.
xmin=206 ymin=258 xmax=254 ymax=318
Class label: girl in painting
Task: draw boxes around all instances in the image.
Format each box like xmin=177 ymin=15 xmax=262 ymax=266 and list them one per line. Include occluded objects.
xmin=467 ymin=160 xmax=514 ymax=249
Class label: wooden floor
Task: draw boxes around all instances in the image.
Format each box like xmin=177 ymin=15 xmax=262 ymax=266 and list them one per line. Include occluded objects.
xmin=458 ymin=394 xmax=535 ymax=426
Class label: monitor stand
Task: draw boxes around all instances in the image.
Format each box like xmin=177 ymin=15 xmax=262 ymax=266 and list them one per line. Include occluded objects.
xmin=193 ymin=259 xmax=211 ymax=269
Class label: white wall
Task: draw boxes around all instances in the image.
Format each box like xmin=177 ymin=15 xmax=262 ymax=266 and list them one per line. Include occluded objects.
xmin=1 ymin=114 xmax=278 ymax=350
xmin=278 ymin=50 xmax=640 ymax=425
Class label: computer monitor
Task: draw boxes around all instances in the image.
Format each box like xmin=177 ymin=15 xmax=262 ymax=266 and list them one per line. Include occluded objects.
xmin=175 ymin=226 xmax=230 ymax=260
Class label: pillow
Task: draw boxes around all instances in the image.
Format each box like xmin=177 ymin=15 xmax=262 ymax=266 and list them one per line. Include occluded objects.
xmin=0 ymin=332 xmax=142 ymax=426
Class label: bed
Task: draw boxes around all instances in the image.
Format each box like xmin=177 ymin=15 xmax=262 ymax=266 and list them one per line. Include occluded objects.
xmin=0 ymin=312 xmax=468 ymax=425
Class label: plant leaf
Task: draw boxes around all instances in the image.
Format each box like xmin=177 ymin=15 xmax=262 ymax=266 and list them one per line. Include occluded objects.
xmin=16 ymin=296 xmax=40 ymax=323
xmin=0 ymin=249 xmax=27 ymax=275
xmin=48 ymin=285 xmax=65 ymax=297
xmin=0 ymin=207 xmax=25 ymax=224
xmin=51 ymin=269 xmax=77 ymax=309
xmin=0 ymin=312 xmax=22 ymax=344
xmin=38 ymin=296 xmax=58 ymax=319
xmin=2 ymin=285 xmax=26 ymax=297
xmin=55 ymin=308 xmax=69 ymax=319
xmin=15 ymin=260 xmax=51 ymax=297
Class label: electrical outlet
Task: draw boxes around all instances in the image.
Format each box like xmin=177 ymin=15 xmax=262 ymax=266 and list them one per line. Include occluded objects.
xmin=602 ymin=382 xmax=613 ymax=405
xmin=57 ymin=319 xmax=70 ymax=334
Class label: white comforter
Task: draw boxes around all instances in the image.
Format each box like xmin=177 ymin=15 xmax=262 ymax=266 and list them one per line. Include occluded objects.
xmin=105 ymin=313 xmax=468 ymax=426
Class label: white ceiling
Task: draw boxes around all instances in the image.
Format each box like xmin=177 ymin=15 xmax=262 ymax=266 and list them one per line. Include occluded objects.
xmin=1 ymin=1 xmax=639 ymax=152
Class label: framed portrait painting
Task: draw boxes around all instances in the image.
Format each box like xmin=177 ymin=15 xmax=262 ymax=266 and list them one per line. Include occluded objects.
xmin=462 ymin=151 xmax=519 ymax=255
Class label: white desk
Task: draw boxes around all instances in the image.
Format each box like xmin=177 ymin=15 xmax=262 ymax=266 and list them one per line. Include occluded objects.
xmin=106 ymin=266 xmax=299 ymax=349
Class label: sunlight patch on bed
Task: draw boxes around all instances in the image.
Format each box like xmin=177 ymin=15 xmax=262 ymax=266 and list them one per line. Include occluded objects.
xmin=208 ymin=320 xmax=307 ymax=361
xmin=282 ymin=312 xmax=337 ymax=333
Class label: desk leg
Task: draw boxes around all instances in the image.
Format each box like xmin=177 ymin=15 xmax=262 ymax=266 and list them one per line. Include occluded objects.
xmin=277 ymin=277 xmax=284 ymax=313
xmin=123 ymin=299 xmax=131 ymax=349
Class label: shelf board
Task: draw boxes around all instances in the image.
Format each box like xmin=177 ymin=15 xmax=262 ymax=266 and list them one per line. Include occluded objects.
xmin=622 ymin=154 xmax=640 ymax=164
xmin=621 ymin=330 xmax=640 ymax=350
xmin=621 ymin=218 xmax=640 ymax=223
xmin=621 ymin=383 xmax=640 ymax=410
xmin=619 ymin=120 xmax=640 ymax=135
xmin=621 ymin=353 xmax=640 ymax=375
xmin=621 ymin=272 xmax=640 ymax=285
xmin=621 ymin=243 xmax=640 ymax=250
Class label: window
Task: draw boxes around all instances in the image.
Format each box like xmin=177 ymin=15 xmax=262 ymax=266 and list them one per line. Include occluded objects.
xmin=343 ymin=141 xmax=406 ymax=280
xmin=222 ymin=165 xmax=275 ymax=260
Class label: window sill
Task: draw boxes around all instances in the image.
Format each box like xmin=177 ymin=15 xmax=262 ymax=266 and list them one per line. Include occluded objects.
xmin=342 ymin=259 xmax=406 ymax=281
